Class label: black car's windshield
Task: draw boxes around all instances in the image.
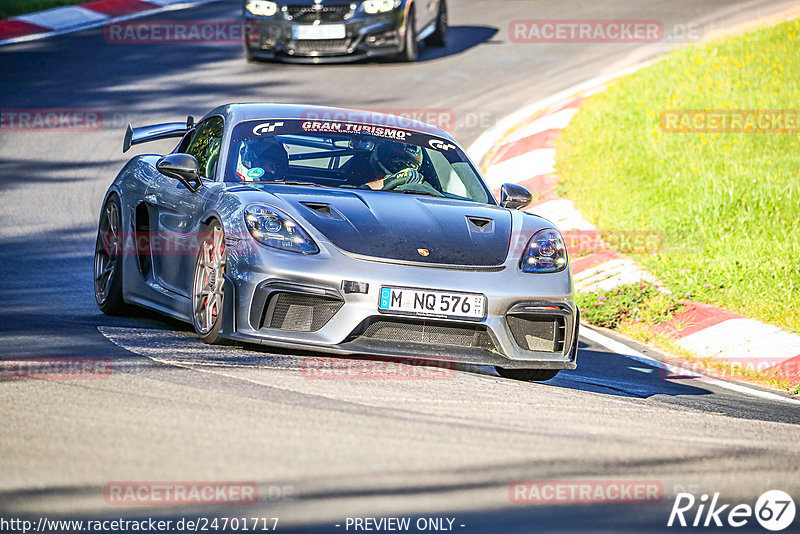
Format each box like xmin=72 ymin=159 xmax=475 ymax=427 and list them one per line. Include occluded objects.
xmin=225 ymin=118 xmax=492 ymax=204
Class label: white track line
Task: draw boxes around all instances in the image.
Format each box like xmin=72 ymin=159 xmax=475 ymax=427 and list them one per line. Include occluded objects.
xmin=0 ymin=0 xmax=220 ymax=46
xmin=483 ymin=148 xmax=556 ymax=188
xmin=678 ymin=318 xmax=800 ymax=364
xmin=501 ymin=107 xmax=580 ymax=144
xmin=16 ymin=6 xmax=108 ymax=31
xmin=581 ymin=326 xmax=798 ymax=405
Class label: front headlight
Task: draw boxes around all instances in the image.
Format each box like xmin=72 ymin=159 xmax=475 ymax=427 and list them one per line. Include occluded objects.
xmin=362 ymin=0 xmax=400 ymax=14
xmin=245 ymin=0 xmax=278 ymax=17
xmin=520 ymin=229 xmax=568 ymax=273
xmin=244 ymin=204 xmax=319 ymax=254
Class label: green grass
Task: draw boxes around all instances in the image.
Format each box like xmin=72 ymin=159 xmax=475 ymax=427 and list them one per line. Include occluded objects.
xmin=576 ymin=281 xmax=683 ymax=329
xmin=0 ymin=1 xmax=89 ymax=19
xmin=557 ymin=19 xmax=800 ymax=333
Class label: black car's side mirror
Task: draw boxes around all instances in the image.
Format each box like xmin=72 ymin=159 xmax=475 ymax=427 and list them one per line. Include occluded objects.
xmin=157 ymin=153 xmax=202 ymax=192
xmin=500 ymin=183 xmax=532 ymax=210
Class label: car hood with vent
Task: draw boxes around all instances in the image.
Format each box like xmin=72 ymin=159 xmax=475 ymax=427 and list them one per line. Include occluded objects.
xmin=268 ymin=188 xmax=512 ymax=267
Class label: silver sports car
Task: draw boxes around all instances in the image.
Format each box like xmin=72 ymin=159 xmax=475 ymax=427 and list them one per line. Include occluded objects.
xmin=94 ymin=104 xmax=578 ymax=381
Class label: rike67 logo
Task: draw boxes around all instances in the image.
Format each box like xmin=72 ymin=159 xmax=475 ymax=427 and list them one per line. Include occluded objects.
xmin=668 ymin=490 xmax=795 ymax=531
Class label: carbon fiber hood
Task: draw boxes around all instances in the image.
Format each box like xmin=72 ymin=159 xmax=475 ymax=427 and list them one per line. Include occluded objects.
xmin=273 ymin=189 xmax=512 ymax=266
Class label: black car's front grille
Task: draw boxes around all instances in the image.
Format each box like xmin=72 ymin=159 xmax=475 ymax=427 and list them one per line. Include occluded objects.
xmin=506 ymin=315 xmax=566 ymax=352
xmin=265 ymin=293 xmax=343 ymax=332
xmin=357 ymin=319 xmax=496 ymax=351
xmin=286 ymin=5 xmax=352 ymax=22
xmin=288 ymin=38 xmax=350 ymax=55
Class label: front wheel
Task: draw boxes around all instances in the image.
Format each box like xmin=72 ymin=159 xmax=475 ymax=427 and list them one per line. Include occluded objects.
xmin=192 ymin=221 xmax=227 ymax=344
xmin=398 ymin=10 xmax=418 ymax=62
xmin=426 ymin=0 xmax=448 ymax=47
xmin=495 ymin=368 xmax=560 ymax=382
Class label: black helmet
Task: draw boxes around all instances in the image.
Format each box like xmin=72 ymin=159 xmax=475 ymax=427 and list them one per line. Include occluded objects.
xmin=237 ymin=138 xmax=288 ymax=181
xmin=370 ymin=140 xmax=423 ymax=176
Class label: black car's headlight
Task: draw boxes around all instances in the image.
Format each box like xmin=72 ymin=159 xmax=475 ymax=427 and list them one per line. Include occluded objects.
xmin=362 ymin=0 xmax=401 ymax=14
xmin=244 ymin=204 xmax=319 ymax=254
xmin=520 ymin=229 xmax=568 ymax=273
xmin=245 ymin=0 xmax=278 ymax=17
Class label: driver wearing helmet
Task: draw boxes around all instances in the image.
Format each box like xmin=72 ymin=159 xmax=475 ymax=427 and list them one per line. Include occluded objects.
xmin=235 ymin=138 xmax=288 ymax=182
xmin=364 ymin=140 xmax=425 ymax=190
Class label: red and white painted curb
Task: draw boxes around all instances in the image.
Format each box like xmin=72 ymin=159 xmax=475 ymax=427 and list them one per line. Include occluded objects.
xmin=0 ymin=0 xmax=217 ymax=45
xmin=469 ymin=78 xmax=800 ymax=385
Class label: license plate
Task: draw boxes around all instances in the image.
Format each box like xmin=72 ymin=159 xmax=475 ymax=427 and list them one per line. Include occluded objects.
xmin=378 ymin=287 xmax=486 ymax=320
xmin=292 ymin=24 xmax=346 ymax=40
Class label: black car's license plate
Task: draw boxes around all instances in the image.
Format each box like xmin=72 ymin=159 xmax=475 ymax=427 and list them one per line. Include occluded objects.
xmin=292 ymin=24 xmax=346 ymax=40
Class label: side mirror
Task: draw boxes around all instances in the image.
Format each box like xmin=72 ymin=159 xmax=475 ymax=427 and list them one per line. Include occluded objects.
xmin=157 ymin=153 xmax=202 ymax=192
xmin=500 ymin=183 xmax=532 ymax=210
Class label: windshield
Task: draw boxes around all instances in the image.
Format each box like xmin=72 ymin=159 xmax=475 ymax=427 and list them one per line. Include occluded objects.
xmin=225 ymin=119 xmax=492 ymax=204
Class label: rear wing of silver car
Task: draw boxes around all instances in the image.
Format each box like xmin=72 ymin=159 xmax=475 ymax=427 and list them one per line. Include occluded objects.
xmin=123 ymin=116 xmax=194 ymax=153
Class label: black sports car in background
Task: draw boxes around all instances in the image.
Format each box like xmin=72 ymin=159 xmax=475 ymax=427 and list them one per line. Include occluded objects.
xmin=243 ymin=0 xmax=447 ymax=62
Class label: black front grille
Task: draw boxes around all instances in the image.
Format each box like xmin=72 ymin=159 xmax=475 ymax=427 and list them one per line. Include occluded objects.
xmin=358 ymin=319 xmax=496 ymax=351
xmin=287 ymin=5 xmax=351 ymax=22
xmin=506 ymin=315 xmax=566 ymax=352
xmin=289 ymin=38 xmax=350 ymax=55
xmin=265 ymin=293 xmax=343 ymax=332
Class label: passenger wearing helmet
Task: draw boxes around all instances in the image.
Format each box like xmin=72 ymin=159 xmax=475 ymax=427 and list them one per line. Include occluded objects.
xmin=235 ymin=138 xmax=289 ymax=181
xmin=364 ymin=140 xmax=425 ymax=190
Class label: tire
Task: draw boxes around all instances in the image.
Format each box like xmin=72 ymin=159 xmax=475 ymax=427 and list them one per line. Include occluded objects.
xmin=495 ymin=367 xmax=560 ymax=382
xmin=94 ymin=194 xmax=130 ymax=315
xmin=398 ymin=8 xmax=418 ymax=62
xmin=426 ymin=0 xmax=448 ymax=47
xmin=191 ymin=220 xmax=227 ymax=344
